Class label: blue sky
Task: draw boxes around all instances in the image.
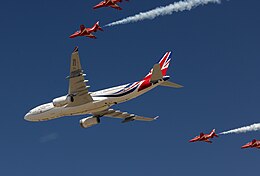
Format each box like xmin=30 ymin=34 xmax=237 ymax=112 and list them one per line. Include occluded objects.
xmin=0 ymin=0 xmax=259 ymax=175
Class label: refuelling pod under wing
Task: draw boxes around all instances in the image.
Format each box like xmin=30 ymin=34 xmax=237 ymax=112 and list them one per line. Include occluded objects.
xmin=80 ymin=116 xmax=100 ymax=128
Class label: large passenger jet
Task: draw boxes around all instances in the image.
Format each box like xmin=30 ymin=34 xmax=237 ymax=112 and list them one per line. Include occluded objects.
xmin=24 ymin=47 xmax=182 ymax=128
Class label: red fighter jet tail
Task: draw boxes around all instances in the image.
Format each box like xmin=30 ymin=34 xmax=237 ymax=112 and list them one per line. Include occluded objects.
xmin=91 ymin=21 xmax=104 ymax=32
xmin=209 ymin=129 xmax=219 ymax=138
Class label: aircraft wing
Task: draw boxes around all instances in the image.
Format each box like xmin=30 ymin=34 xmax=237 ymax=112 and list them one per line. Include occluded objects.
xmin=85 ymin=33 xmax=96 ymax=38
xmin=204 ymin=139 xmax=212 ymax=143
xmin=66 ymin=47 xmax=93 ymax=107
xmin=94 ymin=109 xmax=158 ymax=123
xmin=110 ymin=4 xmax=122 ymax=10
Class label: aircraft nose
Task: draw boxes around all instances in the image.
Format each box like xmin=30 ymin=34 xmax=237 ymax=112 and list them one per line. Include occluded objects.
xmin=24 ymin=112 xmax=32 ymax=121
xmin=241 ymin=144 xmax=249 ymax=149
xmin=69 ymin=33 xmax=77 ymax=38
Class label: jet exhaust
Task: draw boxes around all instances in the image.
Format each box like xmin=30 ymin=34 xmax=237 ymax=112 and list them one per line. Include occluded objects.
xmin=219 ymin=123 xmax=260 ymax=135
xmin=104 ymin=0 xmax=221 ymax=27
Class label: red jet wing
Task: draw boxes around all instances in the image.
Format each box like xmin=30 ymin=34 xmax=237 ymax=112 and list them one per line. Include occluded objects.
xmin=110 ymin=4 xmax=122 ymax=10
xmin=203 ymin=139 xmax=213 ymax=143
xmin=80 ymin=28 xmax=96 ymax=38
xmin=85 ymin=33 xmax=97 ymax=39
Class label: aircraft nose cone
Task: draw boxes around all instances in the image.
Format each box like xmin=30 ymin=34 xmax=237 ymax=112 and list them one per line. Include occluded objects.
xmin=241 ymin=144 xmax=249 ymax=149
xmin=24 ymin=113 xmax=32 ymax=121
xmin=69 ymin=33 xmax=78 ymax=38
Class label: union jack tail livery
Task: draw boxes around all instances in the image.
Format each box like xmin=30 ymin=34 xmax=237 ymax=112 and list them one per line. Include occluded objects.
xmin=160 ymin=51 xmax=172 ymax=76
xmin=144 ymin=51 xmax=172 ymax=80
xmin=139 ymin=52 xmax=182 ymax=91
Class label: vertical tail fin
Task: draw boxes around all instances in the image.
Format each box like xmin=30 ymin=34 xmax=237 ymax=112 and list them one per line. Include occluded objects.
xmin=210 ymin=129 xmax=218 ymax=138
xmin=94 ymin=21 xmax=104 ymax=32
xmin=138 ymin=51 xmax=183 ymax=91
xmin=144 ymin=51 xmax=172 ymax=80
xmin=210 ymin=129 xmax=215 ymax=135
xmin=159 ymin=51 xmax=172 ymax=76
xmin=87 ymin=21 xmax=104 ymax=33
xmin=141 ymin=52 xmax=183 ymax=88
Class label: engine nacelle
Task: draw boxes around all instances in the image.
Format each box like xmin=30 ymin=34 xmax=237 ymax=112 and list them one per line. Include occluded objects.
xmin=80 ymin=116 xmax=100 ymax=128
xmin=52 ymin=95 xmax=74 ymax=107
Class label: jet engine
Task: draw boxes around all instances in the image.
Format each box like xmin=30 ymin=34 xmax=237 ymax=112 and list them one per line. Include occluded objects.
xmin=80 ymin=116 xmax=100 ymax=128
xmin=52 ymin=95 xmax=74 ymax=107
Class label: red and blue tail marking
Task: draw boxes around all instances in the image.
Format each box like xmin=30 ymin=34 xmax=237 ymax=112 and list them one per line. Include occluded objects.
xmin=143 ymin=51 xmax=172 ymax=80
xmin=138 ymin=52 xmax=172 ymax=91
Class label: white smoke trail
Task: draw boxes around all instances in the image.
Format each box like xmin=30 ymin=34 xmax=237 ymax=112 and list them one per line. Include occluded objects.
xmin=219 ymin=123 xmax=260 ymax=135
xmin=105 ymin=0 xmax=221 ymax=27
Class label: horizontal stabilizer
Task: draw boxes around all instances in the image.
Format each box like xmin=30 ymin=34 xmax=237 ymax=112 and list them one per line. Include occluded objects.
xmin=160 ymin=81 xmax=183 ymax=88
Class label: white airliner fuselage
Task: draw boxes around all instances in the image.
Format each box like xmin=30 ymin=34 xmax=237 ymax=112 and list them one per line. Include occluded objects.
xmin=25 ymin=79 xmax=165 ymax=122
xmin=24 ymin=48 xmax=182 ymax=128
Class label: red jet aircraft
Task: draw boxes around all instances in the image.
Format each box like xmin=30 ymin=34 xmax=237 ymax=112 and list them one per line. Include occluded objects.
xmin=241 ymin=139 xmax=260 ymax=149
xmin=189 ymin=129 xmax=219 ymax=143
xmin=93 ymin=0 xmax=129 ymax=10
xmin=69 ymin=21 xmax=103 ymax=39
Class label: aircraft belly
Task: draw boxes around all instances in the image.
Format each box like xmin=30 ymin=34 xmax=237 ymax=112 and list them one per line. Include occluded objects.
xmin=61 ymin=101 xmax=109 ymax=116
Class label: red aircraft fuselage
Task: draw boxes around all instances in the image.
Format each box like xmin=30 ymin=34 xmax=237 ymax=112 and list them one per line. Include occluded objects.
xmin=189 ymin=129 xmax=218 ymax=143
xmin=69 ymin=21 xmax=103 ymax=39
xmin=241 ymin=139 xmax=260 ymax=149
xmin=93 ymin=0 xmax=129 ymax=10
